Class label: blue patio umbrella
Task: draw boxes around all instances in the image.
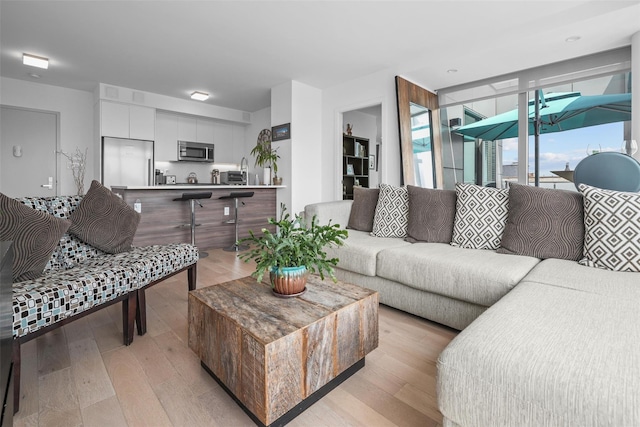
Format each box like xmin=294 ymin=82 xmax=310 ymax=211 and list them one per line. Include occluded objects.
xmin=454 ymin=92 xmax=632 ymax=141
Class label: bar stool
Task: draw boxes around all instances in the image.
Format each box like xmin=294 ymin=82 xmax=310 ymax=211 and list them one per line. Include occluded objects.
xmin=172 ymin=192 xmax=212 ymax=258
xmin=219 ymin=191 xmax=254 ymax=252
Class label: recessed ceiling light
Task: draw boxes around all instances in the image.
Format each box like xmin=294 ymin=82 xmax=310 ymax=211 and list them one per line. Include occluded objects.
xmin=23 ymin=53 xmax=49 ymax=69
xmin=565 ymin=36 xmax=581 ymax=43
xmin=447 ymin=69 xmax=458 ymax=74
xmin=191 ymin=91 xmax=209 ymax=101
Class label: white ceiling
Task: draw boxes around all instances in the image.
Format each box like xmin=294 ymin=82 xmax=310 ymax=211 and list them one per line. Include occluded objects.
xmin=1 ymin=1 xmax=639 ymax=113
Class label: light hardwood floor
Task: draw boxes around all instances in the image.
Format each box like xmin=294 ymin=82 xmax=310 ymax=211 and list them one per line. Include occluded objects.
xmin=13 ymin=249 xmax=458 ymax=427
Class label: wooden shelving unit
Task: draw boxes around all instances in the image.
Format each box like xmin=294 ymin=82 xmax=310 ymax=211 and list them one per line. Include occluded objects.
xmin=342 ymin=135 xmax=370 ymax=200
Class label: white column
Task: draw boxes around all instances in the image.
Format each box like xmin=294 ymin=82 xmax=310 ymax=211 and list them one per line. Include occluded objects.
xmin=632 ymin=31 xmax=640 ymax=161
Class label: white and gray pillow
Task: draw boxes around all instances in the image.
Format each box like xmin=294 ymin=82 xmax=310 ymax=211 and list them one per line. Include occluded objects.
xmin=371 ymin=184 xmax=408 ymax=238
xmin=451 ymin=183 xmax=509 ymax=250
xmin=578 ymin=183 xmax=640 ymax=272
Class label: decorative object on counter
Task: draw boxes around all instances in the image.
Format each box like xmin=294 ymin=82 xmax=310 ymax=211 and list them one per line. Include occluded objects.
xmin=273 ymin=176 xmax=283 ymax=186
xmin=346 ymin=123 xmax=353 ymax=135
xmin=238 ymin=204 xmax=347 ymax=296
xmin=251 ymin=129 xmax=279 ymax=186
xmin=58 ymin=147 xmax=88 ymax=195
xmin=187 ymin=172 xmax=198 ymax=184
xmin=271 ymin=123 xmax=291 ymax=141
xmin=211 ymin=169 xmax=220 ymax=184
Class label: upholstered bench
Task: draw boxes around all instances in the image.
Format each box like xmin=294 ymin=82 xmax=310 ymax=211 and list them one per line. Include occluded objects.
xmin=1 ymin=181 xmax=199 ymax=413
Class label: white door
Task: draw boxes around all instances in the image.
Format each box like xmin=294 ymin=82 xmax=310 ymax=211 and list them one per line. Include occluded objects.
xmin=0 ymin=106 xmax=58 ymax=197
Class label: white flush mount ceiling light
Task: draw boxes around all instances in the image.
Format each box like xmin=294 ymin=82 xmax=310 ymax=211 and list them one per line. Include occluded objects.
xmin=23 ymin=53 xmax=49 ymax=69
xmin=447 ymin=69 xmax=458 ymax=74
xmin=190 ymin=91 xmax=209 ymax=101
xmin=565 ymin=36 xmax=581 ymax=43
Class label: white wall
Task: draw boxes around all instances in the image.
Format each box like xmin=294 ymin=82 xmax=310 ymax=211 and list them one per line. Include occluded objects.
xmin=271 ymin=82 xmax=292 ymax=211
xmin=245 ymin=106 xmax=271 ymax=183
xmin=321 ymin=69 xmax=401 ymax=202
xmin=1 ymin=77 xmax=94 ymax=195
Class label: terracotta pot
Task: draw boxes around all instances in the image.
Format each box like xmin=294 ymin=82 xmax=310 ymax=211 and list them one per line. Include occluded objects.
xmin=270 ymin=266 xmax=308 ymax=296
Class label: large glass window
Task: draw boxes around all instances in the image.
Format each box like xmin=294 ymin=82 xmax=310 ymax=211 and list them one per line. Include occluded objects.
xmin=437 ymin=48 xmax=631 ymax=190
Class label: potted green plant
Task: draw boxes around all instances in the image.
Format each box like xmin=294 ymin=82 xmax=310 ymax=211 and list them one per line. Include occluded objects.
xmin=250 ymin=139 xmax=280 ymax=185
xmin=238 ymin=204 xmax=348 ymax=296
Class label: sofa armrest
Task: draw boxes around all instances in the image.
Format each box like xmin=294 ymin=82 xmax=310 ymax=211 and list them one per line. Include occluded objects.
xmin=304 ymin=200 xmax=353 ymax=229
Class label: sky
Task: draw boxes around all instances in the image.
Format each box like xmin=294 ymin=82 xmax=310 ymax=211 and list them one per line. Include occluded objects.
xmin=501 ymin=122 xmax=627 ymax=175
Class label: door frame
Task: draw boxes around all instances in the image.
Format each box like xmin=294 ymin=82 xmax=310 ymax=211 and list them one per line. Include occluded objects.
xmin=0 ymin=104 xmax=61 ymax=196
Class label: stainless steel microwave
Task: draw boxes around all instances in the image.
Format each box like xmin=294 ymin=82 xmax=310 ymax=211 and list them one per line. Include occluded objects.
xmin=178 ymin=140 xmax=214 ymax=162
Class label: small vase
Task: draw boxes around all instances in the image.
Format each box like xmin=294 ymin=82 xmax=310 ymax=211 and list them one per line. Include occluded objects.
xmin=273 ymin=177 xmax=283 ymax=186
xmin=263 ymin=167 xmax=271 ymax=186
xmin=270 ymin=266 xmax=308 ymax=296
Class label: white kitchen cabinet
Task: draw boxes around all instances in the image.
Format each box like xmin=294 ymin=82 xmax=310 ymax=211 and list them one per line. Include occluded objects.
xmin=155 ymin=111 xmax=179 ymax=161
xmin=213 ymin=122 xmax=234 ymax=163
xmin=129 ymin=105 xmax=155 ymax=140
xmin=177 ymin=116 xmax=197 ymax=142
xmin=101 ymin=100 xmax=155 ymax=140
xmin=196 ymin=118 xmax=214 ymax=143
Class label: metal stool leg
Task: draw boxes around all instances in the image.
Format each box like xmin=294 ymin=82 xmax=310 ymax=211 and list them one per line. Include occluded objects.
xmin=189 ymin=198 xmax=208 ymax=258
xmin=224 ymin=197 xmax=249 ymax=252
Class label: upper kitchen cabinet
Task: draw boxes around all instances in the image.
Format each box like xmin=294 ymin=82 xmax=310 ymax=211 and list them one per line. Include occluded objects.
xmin=214 ymin=122 xmax=234 ymax=163
xmin=155 ymin=111 xmax=179 ymax=161
xmin=101 ymin=100 xmax=155 ymax=141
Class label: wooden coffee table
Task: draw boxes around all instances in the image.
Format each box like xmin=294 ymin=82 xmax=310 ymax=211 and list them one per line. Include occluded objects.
xmin=188 ymin=275 xmax=379 ymax=427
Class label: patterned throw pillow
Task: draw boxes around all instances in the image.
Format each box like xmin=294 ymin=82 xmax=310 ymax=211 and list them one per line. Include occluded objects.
xmin=371 ymin=184 xmax=408 ymax=238
xmin=405 ymin=186 xmax=457 ymax=243
xmin=69 ymin=180 xmax=140 ymax=254
xmin=578 ymin=183 xmax=640 ymax=272
xmin=348 ymin=187 xmax=380 ymax=232
xmin=451 ymin=183 xmax=509 ymax=250
xmin=0 ymin=192 xmax=71 ymax=282
xmin=498 ymin=183 xmax=584 ymax=260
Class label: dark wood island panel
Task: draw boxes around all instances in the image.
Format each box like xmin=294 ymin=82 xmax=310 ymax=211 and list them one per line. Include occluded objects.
xmin=111 ymin=186 xmax=278 ymax=249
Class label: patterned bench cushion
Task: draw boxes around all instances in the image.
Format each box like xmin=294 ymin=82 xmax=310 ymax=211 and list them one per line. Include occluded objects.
xmin=12 ymin=243 xmax=199 ymax=338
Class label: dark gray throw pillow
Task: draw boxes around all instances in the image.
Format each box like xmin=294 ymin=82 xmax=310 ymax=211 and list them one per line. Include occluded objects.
xmin=498 ymin=183 xmax=584 ymax=261
xmin=68 ymin=180 xmax=140 ymax=254
xmin=347 ymin=187 xmax=380 ymax=232
xmin=405 ymin=186 xmax=457 ymax=243
xmin=0 ymin=192 xmax=71 ymax=282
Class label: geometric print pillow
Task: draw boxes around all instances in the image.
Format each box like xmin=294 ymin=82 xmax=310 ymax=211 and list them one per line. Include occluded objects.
xmin=578 ymin=183 xmax=640 ymax=272
xmin=451 ymin=183 xmax=509 ymax=250
xmin=371 ymin=184 xmax=408 ymax=238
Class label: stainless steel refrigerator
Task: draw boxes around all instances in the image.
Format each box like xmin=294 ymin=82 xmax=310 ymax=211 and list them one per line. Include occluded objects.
xmin=102 ymin=137 xmax=154 ymax=188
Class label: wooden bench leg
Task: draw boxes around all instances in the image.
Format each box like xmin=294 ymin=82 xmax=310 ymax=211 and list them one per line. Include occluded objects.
xmin=122 ymin=292 xmax=137 ymax=346
xmin=188 ymin=264 xmax=197 ymax=291
xmin=12 ymin=340 xmax=20 ymax=414
xmin=136 ymin=289 xmax=147 ymax=336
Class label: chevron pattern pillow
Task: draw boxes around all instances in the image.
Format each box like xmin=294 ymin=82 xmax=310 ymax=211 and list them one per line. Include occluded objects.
xmin=371 ymin=184 xmax=408 ymax=238
xmin=578 ymin=183 xmax=640 ymax=272
xmin=451 ymin=183 xmax=509 ymax=250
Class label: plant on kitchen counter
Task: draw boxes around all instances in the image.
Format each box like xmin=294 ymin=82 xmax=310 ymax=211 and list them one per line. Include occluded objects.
xmin=250 ymin=138 xmax=280 ymax=184
xmin=238 ymin=204 xmax=347 ymax=295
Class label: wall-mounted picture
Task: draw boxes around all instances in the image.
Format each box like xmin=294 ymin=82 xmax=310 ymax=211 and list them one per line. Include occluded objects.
xmin=272 ymin=123 xmax=291 ymax=141
xmin=369 ymin=155 xmax=376 ymax=170
xmin=346 ymin=164 xmax=355 ymax=175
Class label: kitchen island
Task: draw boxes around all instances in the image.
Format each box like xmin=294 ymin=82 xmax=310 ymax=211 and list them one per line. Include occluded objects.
xmin=111 ymin=185 xmax=284 ymax=250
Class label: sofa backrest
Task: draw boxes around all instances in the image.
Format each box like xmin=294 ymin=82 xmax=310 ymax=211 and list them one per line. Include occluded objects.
xmin=15 ymin=195 xmax=105 ymax=272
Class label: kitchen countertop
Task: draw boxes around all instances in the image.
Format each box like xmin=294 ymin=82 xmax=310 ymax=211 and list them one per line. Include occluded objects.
xmin=111 ymin=185 xmax=285 ymax=190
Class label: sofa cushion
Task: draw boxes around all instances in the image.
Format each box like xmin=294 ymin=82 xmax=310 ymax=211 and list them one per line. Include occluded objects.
xmin=347 ymin=187 xmax=379 ymax=232
xmin=0 ymin=193 xmax=71 ymax=282
xmin=498 ymin=183 xmax=584 ymax=261
xmin=69 ymin=180 xmax=140 ymax=254
xmin=405 ymin=186 xmax=456 ymax=243
xmin=326 ymin=230 xmax=411 ymax=276
xmin=371 ymin=184 xmax=408 ymax=238
xmin=578 ymin=183 xmax=640 ymax=272
xmin=377 ymin=243 xmax=539 ymax=306
xmin=451 ymin=183 xmax=509 ymax=250
xmin=437 ymin=279 xmax=640 ymax=427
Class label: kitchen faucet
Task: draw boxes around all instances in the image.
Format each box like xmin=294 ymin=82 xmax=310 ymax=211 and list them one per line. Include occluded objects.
xmin=240 ymin=156 xmax=249 ymax=185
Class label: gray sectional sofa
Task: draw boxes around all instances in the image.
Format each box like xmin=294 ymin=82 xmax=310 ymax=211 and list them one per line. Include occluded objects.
xmin=304 ymin=182 xmax=640 ymax=426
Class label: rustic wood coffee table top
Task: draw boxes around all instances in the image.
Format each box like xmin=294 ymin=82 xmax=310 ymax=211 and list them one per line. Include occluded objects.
xmin=188 ymin=274 xmax=379 ymax=427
